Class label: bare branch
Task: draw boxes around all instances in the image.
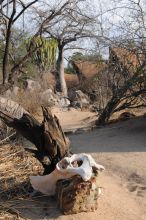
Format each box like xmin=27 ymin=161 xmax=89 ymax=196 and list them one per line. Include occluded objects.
xmin=13 ymin=0 xmax=39 ymax=22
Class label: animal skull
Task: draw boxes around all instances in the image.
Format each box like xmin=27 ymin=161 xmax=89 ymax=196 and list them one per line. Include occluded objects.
xmin=30 ymin=153 xmax=105 ymax=195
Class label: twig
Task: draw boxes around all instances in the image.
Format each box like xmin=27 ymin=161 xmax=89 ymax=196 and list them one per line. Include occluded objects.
xmin=0 ymin=132 xmax=16 ymax=145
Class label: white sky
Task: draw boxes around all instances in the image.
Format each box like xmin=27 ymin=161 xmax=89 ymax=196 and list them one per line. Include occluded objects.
xmin=1 ymin=0 xmax=146 ymax=60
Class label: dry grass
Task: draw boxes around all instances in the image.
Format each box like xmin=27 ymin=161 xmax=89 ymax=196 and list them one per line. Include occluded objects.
xmin=64 ymin=74 xmax=79 ymax=89
xmin=13 ymin=89 xmax=51 ymax=116
xmin=14 ymin=90 xmax=42 ymax=115
xmin=0 ymin=144 xmax=43 ymax=219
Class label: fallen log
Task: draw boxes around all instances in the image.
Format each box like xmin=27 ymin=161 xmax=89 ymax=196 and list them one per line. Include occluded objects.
xmin=0 ymin=97 xmax=70 ymax=174
xmin=0 ymin=96 xmax=28 ymax=118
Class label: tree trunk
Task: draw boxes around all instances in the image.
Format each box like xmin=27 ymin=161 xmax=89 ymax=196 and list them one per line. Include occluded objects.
xmin=2 ymin=1 xmax=16 ymax=84
xmin=96 ymin=96 xmax=120 ymax=125
xmin=2 ymin=21 xmax=12 ymax=84
xmin=0 ymin=98 xmax=70 ymax=174
xmin=71 ymin=60 xmax=86 ymax=82
xmin=56 ymin=44 xmax=68 ymax=96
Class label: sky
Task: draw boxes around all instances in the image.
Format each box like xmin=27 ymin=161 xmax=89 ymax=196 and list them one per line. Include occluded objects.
xmin=1 ymin=0 xmax=146 ymax=60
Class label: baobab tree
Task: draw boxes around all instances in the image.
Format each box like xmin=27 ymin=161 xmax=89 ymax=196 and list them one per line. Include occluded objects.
xmin=36 ymin=0 xmax=98 ymax=96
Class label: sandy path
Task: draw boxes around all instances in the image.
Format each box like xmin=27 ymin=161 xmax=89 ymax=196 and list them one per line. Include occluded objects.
xmin=19 ymin=115 xmax=146 ymax=220
xmin=52 ymin=107 xmax=97 ymax=132
xmin=67 ymin=116 xmax=146 ymax=220
xmin=52 ymin=173 xmax=145 ymax=220
xmin=22 ymin=168 xmax=145 ymax=220
xmin=2 ymin=109 xmax=146 ymax=220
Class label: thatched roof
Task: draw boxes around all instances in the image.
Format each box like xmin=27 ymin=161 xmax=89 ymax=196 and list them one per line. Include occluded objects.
xmin=110 ymin=47 xmax=144 ymax=72
xmin=48 ymin=72 xmax=79 ymax=88
xmin=72 ymin=60 xmax=107 ymax=80
xmin=64 ymin=73 xmax=79 ymax=87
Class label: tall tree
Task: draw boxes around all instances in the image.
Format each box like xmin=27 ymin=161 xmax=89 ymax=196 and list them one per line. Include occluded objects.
xmin=0 ymin=0 xmax=39 ymax=84
xmin=36 ymin=0 xmax=97 ymax=96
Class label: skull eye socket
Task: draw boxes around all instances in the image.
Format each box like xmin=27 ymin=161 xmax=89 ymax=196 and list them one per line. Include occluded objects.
xmin=59 ymin=159 xmax=70 ymax=169
xmin=71 ymin=160 xmax=83 ymax=167
xmin=58 ymin=158 xmax=83 ymax=170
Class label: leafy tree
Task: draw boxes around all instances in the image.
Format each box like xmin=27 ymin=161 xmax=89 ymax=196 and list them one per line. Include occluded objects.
xmin=69 ymin=52 xmax=84 ymax=61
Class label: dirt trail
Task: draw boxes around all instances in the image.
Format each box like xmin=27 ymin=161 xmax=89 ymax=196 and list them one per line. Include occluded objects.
xmin=19 ymin=170 xmax=146 ymax=220
xmin=67 ymin=116 xmax=146 ymax=220
xmin=19 ymin=115 xmax=146 ymax=220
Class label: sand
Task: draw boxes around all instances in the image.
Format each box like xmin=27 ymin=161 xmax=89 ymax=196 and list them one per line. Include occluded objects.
xmin=54 ymin=109 xmax=146 ymax=220
xmin=68 ymin=116 xmax=146 ymax=220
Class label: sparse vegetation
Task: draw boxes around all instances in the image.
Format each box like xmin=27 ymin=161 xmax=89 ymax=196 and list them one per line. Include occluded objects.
xmin=0 ymin=144 xmax=43 ymax=220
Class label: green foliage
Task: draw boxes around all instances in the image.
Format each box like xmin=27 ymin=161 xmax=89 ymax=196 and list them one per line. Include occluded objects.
xmin=17 ymin=62 xmax=39 ymax=88
xmin=69 ymin=52 xmax=103 ymax=63
xmin=64 ymin=65 xmax=76 ymax=74
xmin=8 ymin=28 xmax=30 ymax=64
xmin=125 ymin=40 xmax=138 ymax=49
xmin=26 ymin=37 xmax=58 ymax=72
xmin=66 ymin=51 xmax=104 ymax=75
xmin=84 ymin=53 xmax=103 ymax=62
xmin=65 ymin=52 xmax=84 ymax=75
xmin=70 ymin=52 xmax=84 ymax=61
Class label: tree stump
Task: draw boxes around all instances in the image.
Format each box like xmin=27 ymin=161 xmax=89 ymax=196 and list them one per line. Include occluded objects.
xmin=56 ymin=172 xmax=100 ymax=214
xmin=0 ymin=97 xmax=70 ymax=174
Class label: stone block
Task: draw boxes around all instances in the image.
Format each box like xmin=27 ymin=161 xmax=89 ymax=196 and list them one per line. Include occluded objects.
xmin=56 ymin=173 xmax=100 ymax=214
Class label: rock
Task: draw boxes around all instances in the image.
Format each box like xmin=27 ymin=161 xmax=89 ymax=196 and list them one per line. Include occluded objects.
xmin=4 ymin=89 xmax=12 ymax=97
xmin=12 ymin=86 xmax=20 ymax=96
xmin=56 ymin=173 xmax=100 ymax=214
xmin=58 ymin=97 xmax=70 ymax=107
xmin=25 ymin=79 xmax=41 ymax=91
xmin=40 ymin=89 xmax=57 ymax=106
xmin=69 ymin=90 xmax=90 ymax=109
xmin=118 ymin=112 xmax=135 ymax=121
xmin=40 ymin=90 xmax=70 ymax=107
xmin=4 ymin=86 xmax=20 ymax=98
xmin=90 ymin=104 xmax=99 ymax=112
xmin=0 ymin=96 xmax=28 ymax=119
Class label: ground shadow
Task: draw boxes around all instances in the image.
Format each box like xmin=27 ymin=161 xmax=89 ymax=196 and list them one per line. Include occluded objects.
xmin=68 ymin=116 xmax=146 ymax=153
xmin=0 ymin=180 xmax=62 ymax=220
